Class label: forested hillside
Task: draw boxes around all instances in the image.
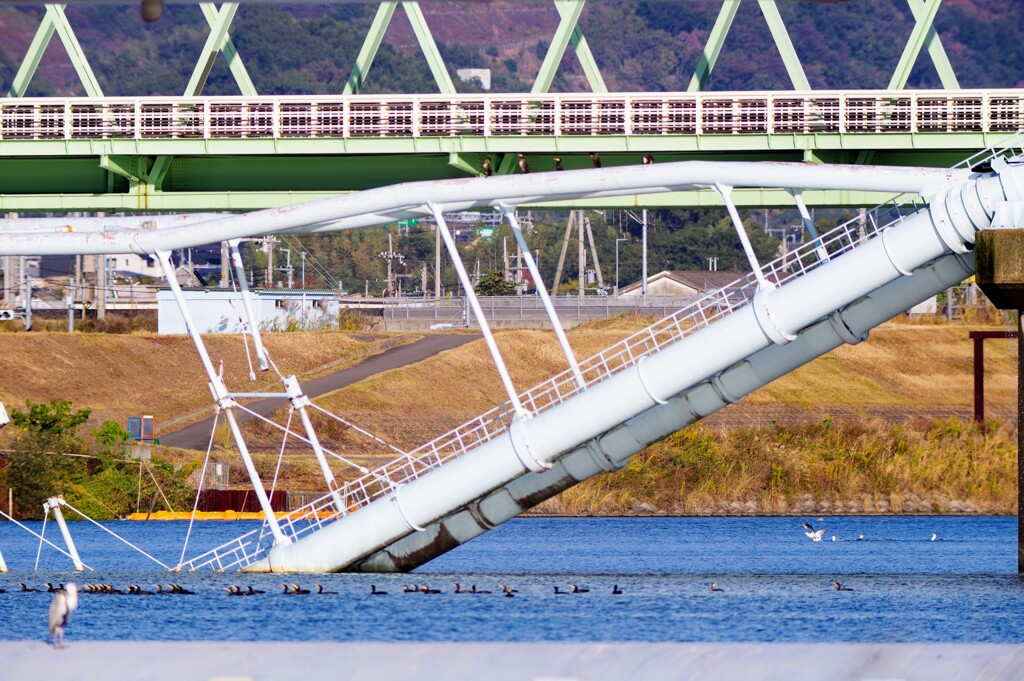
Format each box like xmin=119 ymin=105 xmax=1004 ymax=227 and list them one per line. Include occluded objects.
xmin=1 ymin=0 xmax=1020 ymax=96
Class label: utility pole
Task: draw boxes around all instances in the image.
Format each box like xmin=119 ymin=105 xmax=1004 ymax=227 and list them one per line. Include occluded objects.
xmin=578 ymin=210 xmax=586 ymax=298
xmin=421 ymin=262 xmax=428 ymax=297
xmin=378 ymin=232 xmax=403 ymax=297
xmin=220 ymin=242 xmax=230 ymax=288
xmin=95 ymin=254 xmax=106 ymax=321
xmin=642 ymin=209 xmax=648 ymax=298
xmin=21 ymin=258 xmax=32 ymax=331
xmin=552 ymin=211 xmax=575 ymax=295
xmin=67 ymin=278 xmax=74 ymax=333
xmin=434 ymin=225 xmax=442 ymax=298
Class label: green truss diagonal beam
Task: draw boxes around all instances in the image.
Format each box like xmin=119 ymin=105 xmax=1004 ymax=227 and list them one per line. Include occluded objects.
xmin=533 ymin=0 xmax=594 ymax=94
xmin=8 ymin=4 xmax=102 ymax=98
xmin=185 ymin=3 xmax=256 ymax=96
xmin=687 ymin=0 xmax=740 ymax=92
xmin=403 ymin=2 xmax=455 ymax=94
xmin=757 ymin=0 xmax=810 ymax=90
xmin=888 ymin=0 xmax=954 ymax=90
xmin=532 ymin=0 xmax=606 ymax=94
xmin=344 ymin=2 xmax=399 ymax=95
xmin=344 ymin=2 xmax=454 ymax=95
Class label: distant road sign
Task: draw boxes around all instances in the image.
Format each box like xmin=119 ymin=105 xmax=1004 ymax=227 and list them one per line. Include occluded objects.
xmin=0 ymin=310 xmax=15 ymax=321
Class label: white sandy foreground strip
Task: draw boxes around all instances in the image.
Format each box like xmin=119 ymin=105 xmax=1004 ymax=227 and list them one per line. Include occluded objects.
xmin=1 ymin=641 xmax=1022 ymax=680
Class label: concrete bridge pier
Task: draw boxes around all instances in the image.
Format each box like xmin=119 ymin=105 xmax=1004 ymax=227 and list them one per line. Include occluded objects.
xmin=976 ymin=228 xmax=1024 ymax=575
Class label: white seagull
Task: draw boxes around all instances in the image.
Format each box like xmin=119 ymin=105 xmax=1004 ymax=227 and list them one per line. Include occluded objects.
xmin=802 ymin=522 xmax=826 ymax=542
xmin=931 ymin=533 xmax=943 ymax=542
xmin=48 ymin=583 xmax=78 ymax=648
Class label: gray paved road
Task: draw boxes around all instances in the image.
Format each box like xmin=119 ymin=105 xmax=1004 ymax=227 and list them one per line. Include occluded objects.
xmin=159 ymin=333 xmax=479 ymax=450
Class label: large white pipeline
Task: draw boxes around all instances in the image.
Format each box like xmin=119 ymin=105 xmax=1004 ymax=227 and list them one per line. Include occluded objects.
xmin=247 ymin=164 xmax=1016 ymax=573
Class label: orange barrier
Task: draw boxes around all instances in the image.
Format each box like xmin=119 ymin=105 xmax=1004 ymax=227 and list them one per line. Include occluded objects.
xmin=127 ymin=510 xmax=335 ymax=521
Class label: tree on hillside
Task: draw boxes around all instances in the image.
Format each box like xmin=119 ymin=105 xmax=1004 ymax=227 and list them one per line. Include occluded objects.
xmin=5 ymin=400 xmax=91 ymax=518
xmin=475 ymin=270 xmax=516 ymax=296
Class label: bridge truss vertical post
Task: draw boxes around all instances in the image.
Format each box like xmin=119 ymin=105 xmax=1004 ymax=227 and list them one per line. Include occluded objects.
xmin=430 ymin=205 xmax=528 ymax=419
xmin=502 ymin=206 xmax=586 ymax=390
xmin=155 ymin=250 xmax=288 ymax=545
xmin=8 ymin=4 xmax=102 ymax=98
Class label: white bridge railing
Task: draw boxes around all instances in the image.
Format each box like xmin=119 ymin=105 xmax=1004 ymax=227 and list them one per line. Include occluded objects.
xmin=179 ymin=189 xmax=932 ymax=572
xmin=2 ymin=89 xmax=1023 ymax=142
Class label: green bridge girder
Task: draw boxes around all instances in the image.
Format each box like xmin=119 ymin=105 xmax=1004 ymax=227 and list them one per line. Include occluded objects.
xmin=0 ymin=130 xmax=1005 ymax=212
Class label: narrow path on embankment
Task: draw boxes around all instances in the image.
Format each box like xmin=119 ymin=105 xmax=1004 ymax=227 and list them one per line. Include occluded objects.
xmin=159 ymin=333 xmax=480 ymax=450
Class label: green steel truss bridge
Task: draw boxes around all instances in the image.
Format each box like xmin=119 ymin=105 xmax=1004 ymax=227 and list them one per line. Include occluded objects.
xmin=1 ymin=0 xmax=1023 ymax=212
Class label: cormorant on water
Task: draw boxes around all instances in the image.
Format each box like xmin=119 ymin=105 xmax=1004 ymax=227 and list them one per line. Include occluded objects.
xmin=482 ymin=157 xmax=493 ymax=177
xmin=570 ymin=584 xmax=590 ymax=594
xmin=589 ymin=152 xmax=602 ymax=168
xmin=833 ymin=581 xmax=853 ymax=591
xmin=554 ymin=586 xmax=569 ymax=595
xmin=517 ymin=154 xmax=530 ymax=174
xmin=612 ymin=585 xmax=623 ymax=595
xmin=710 ymin=582 xmax=724 ymax=592
xmin=45 ymin=583 xmax=59 ymax=593
xmin=471 ymin=585 xmax=492 ymax=594
xmin=554 ymin=157 xmax=565 ymax=171
xmin=19 ymin=583 xmax=39 ymax=592
xmin=316 ymin=585 xmax=338 ymax=595
xmin=245 ymin=586 xmax=265 ymax=595
xmin=453 ymin=583 xmax=470 ymax=594
xmin=419 ymin=584 xmax=441 ymax=594
xmin=370 ymin=584 xmax=388 ymax=595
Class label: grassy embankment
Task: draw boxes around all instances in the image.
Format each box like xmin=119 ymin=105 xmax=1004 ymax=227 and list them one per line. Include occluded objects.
xmin=0 ymin=319 xmax=1018 ymax=515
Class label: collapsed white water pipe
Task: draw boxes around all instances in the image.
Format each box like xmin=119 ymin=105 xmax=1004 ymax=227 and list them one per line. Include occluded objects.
xmin=354 ymin=252 xmax=974 ymax=570
xmin=245 ymin=161 xmax=1019 ymax=573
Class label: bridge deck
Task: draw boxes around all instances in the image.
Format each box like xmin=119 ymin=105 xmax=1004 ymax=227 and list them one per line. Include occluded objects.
xmin=1 ymin=89 xmax=1020 ymax=211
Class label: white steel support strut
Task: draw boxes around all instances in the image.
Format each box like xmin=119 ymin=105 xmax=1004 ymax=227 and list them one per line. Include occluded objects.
xmin=0 ymin=545 xmax=7 ymax=572
xmin=44 ymin=497 xmax=84 ymax=572
xmin=155 ymin=251 xmax=288 ymax=545
xmin=790 ymin=190 xmax=829 ymax=263
xmin=283 ymin=375 xmax=346 ymax=514
xmin=430 ymin=205 xmax=528 ymax=419
xmin=501 ymin=206 xmax=586 ymax=391
xmin=228 ymin=239 xmax=269 ymax=372
xmin=716 ymin=183 xmax=768 ymax=290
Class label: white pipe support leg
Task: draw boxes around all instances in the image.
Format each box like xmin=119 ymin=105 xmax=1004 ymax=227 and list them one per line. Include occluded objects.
xmin=228 ymin=239 xmax=270 ymax=372
xmin=501 ymin=205 xmax=586 ymax=391
xmin=45 ymin=497 xmax=84 ymax=572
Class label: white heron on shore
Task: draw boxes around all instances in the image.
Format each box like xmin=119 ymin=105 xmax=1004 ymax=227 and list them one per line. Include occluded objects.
xmin=48 ymin=583 xmax=78 ymax=648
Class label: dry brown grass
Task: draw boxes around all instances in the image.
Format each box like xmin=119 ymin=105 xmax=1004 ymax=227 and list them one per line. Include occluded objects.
xmin=0 ymin=331 xmax=418 ymax=431
xmin=556 ymin=417 xmax=1016 ymax=516
xmin=747 ymin=325 xmax=1017 ymax=409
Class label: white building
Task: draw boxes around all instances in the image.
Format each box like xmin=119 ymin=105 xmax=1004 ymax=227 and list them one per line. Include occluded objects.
xmin=157 ymin=288 xmax=344 ymax=335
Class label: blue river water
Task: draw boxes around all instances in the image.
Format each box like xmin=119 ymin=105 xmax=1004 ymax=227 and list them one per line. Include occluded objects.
xmin=0 ymin=516 xmax=1022 ymax=642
